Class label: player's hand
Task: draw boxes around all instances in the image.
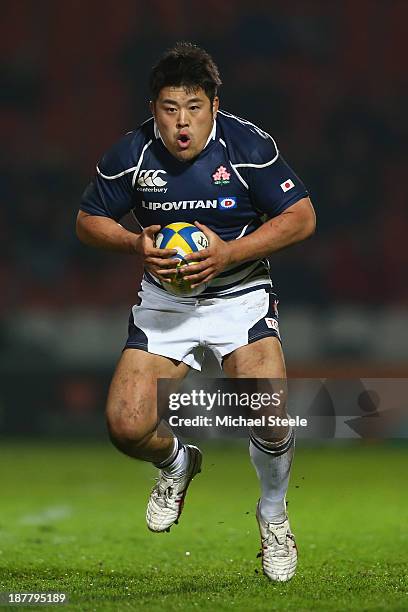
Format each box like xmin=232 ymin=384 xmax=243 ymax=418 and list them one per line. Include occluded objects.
xmin=181 ymin=222 xmax=232 ymax=287
xmin=135 ymin=225 xmax=179 ymax=283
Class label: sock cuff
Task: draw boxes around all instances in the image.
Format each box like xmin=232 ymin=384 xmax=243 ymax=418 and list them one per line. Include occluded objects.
xmin=249 ymin=427 xmax=295 ymax=457
xmin=154 ymin=438 xmax=183 ymax=468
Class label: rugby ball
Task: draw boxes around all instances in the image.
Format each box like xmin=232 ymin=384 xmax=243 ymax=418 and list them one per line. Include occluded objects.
xmin=154 ymin=222 xmax=209 ymax=296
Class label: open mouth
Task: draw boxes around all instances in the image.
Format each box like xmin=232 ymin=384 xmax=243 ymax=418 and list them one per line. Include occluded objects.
xmin=177 ymin=133 xmax=191 ymax=150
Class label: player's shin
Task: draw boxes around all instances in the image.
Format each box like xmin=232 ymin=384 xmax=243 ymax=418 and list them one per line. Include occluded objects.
xmin=249 ymin=427 xmax=295 ymax=523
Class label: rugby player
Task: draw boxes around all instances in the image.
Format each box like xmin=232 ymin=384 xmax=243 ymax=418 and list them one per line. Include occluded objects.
xmin=77 ymin=42 xmax=316 ymax=582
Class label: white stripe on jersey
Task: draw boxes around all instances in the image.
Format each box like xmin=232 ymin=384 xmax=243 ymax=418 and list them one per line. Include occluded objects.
xmin=96 ymin=165 xmax=138 ymax=180
xmin=236 ymin=224 xmax=249 ymax=239
xmin=206 ymin=276 xmax=272 ymax=297
xmin=96 ymin=139 xmax=153 ymax=188
xmin=219 ymin=135 xmax=249 ymax=190
xmin=218 ymin=110 xmax=278 ymax=149
xmin=209 ymin=261 xmax=261 ymax=287
xmin=217 ymin=111 xmax=279 ymax=189
xmin=131 ymin=140 xmax=153 ymax=187
xmin=145 ymin=259 xmax=271 ymax=298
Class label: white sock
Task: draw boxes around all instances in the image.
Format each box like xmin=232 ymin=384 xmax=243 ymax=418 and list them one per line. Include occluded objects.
xmin=249 ymin=428 xmax=295 ymax=523
xmin=154 ymin=439 xmax=189 ymax=478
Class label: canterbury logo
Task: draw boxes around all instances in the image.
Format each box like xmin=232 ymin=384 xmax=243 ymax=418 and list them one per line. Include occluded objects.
xmin=137 ymin=169 xmax=167 ymax=187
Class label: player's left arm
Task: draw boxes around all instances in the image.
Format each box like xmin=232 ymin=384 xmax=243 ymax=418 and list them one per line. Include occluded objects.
xmin=181 ymin=143 xmax=315 ymax=286
xmin=182 ymin=198 xmax=315 ymax=286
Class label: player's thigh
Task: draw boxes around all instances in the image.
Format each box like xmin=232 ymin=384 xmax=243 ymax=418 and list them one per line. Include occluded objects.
xmin=222 ymin=337 xmax=286 ymax=379
xmin=106 ymin=348 xmax=190 ymax=435
xmin=223 ymin=338 xmax=287 ymax=430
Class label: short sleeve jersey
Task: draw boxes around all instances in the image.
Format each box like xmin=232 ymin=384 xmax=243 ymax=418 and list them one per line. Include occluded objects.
xmin=81 ymin=110 xmax=308 ymax=297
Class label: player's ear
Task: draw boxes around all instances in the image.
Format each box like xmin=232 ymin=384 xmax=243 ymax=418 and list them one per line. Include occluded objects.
xmin=149 ymin=100 xmax=155 ymax=117
xmin=212 ymin=96 xmax=219 ymax=118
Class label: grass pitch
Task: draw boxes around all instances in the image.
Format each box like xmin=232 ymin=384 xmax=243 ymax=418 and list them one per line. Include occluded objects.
xmin=0 ymin=441 xmax=407 ymax=611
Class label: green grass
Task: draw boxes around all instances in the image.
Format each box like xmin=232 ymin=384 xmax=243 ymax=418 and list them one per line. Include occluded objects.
xmin=0 ymin=441 xmax=407 ymax=611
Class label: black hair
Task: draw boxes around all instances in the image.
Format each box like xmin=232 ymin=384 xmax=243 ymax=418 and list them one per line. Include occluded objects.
xmin=150 ymin=42 xmax=222 ymax=104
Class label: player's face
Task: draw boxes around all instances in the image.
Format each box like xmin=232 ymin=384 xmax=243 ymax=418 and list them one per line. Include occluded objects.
xmin=151 ymin=87 xmax=219 ymax=162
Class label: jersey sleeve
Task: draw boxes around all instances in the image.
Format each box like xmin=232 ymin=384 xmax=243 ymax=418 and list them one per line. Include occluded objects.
xmin=247 ymin=154 xmax=309 ymax=218
xmin=80 ymin=137 xmax=135 ymax=221
xmin=219 ymin=113 xmax=309 ymax=218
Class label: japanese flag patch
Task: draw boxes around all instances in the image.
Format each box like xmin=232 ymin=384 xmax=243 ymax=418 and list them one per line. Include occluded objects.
xmin=280 ymin=179 xmax=295 ymax=192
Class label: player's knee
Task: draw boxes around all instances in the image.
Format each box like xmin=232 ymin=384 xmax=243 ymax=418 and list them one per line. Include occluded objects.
xmin=106 ymin=403 xmax=157 ymax=454
xmin=107 ymin=419 xmax=157 ymax=456
xmin=106 ymin=411 xmax=155 ymax=444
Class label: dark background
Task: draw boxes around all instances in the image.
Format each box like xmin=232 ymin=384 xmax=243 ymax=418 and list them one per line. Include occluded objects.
xmin=1 ymin=0 xmax=407 ymax=436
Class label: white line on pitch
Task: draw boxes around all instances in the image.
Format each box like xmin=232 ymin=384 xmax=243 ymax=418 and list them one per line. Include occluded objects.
xmin=19 ymin=505 xmax=72 ymax=525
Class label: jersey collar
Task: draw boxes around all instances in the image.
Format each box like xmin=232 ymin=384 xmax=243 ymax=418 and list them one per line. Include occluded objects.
xmin=204 ymin=119 xmax=217 ymax=147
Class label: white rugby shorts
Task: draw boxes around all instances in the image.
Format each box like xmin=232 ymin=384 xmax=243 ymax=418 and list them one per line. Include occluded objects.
xmin=125 ymin=280 xmax=281 ymax=371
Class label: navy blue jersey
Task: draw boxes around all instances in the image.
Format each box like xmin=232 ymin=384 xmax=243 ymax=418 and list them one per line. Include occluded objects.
xmin=81 ymin=110 xmax=308 ymax=297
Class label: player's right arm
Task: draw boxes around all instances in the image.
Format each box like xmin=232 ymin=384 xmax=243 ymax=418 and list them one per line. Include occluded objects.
xmin=76 ymin=214 xmax=177 ymax=282
xmin=76 ymin=210 xmax=142 ymax=253
xmin=77 ymin=134 xmax=177 ymax=280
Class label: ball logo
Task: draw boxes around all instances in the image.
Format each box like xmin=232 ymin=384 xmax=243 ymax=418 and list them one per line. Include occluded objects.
xmin=218 ymin=197 xmax=237 ymax=210
xmin=193 ymin=234 xmax=209 ymax=249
